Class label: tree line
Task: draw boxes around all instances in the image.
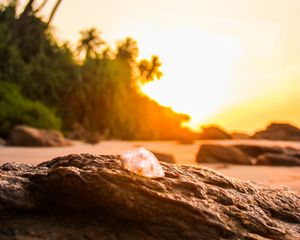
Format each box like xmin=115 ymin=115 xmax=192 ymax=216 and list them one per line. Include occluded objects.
xmin=0 ymin=0 xmax=193 ymax=140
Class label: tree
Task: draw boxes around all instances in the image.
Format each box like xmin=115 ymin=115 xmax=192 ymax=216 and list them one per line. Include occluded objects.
xmin=47 ymin=0 xmax=62 ymax=27
xmin=116 ymin=37 xmax=138 ymax=62
xmin=139 ymin=55 xmax=162 ymax=83
xmin=77 ymin=28 xmax=106 ymax=59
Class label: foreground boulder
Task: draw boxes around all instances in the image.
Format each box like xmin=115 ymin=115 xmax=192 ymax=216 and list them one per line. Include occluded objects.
xmin=8 ymin=125 xmax=71 ymax=147
xmin=1 ymin=154 xmax=299 ymax=239
xmin=199 ymin=126 xmax=232 ymax=140
xmin=252 ymin=123 xmax=300 ymax=141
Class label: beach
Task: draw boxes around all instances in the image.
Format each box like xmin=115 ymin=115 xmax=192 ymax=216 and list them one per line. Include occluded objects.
xmin=1 ymin=139 xmax=299 ymax=193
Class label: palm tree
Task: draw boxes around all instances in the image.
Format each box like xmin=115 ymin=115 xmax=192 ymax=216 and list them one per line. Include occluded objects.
xmin=47 ymin=0 xmax=62 ymax=27
xmin=77 ymin=28 xmax=106 ymax=59
xmin=139 ymin=55 xmax=162 ymax=83
xmin=116 ymin=37 xmax=138 ymax=62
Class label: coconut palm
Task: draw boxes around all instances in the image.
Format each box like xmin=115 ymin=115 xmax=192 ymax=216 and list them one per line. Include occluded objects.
xmin=77 ymin=28 xmax=106 ymax=59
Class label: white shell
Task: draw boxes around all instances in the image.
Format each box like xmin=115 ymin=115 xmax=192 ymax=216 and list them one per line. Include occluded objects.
xmin=120 ymin=147 xmax=165 ymax=178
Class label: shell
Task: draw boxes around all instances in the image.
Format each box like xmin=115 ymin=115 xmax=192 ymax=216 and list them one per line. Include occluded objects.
xmin=120 ymin=147 xmax=165 ymax=178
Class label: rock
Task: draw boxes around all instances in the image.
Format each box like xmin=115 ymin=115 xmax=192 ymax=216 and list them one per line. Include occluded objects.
xmin=177 ymin=138 xmax=195 ymax=144
xmin=0 ymin=137 xmax=6 ymax=145
xmin=256 ymin=153 xmax=300 ymax=166
xmin=153 ymin=151 xmax=176 ymax=164
xmin=252 ymin=123 xmax=300 ymax=141
xmin=0 ymin=154 xmax=299 ymax=239
xmin=231 ymin=132 xmax=250 ymax=139
xmin=7 ymin=125 xmax=71 ymax=147
xmin=196 ymin=144 xmax=253 ymax=165
xmin=234 ymin=144 xmax=285 ymax=157
xmin=197 ymin=143 xmax=300 ymax=166
xmin=133 ymin=145 xmax=176 ymax=164
xmin=199 ymin=126 xmax=232 ymax=140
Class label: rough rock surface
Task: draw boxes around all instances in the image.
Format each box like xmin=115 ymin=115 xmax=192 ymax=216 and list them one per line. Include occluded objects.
xmin=199 ymin=126 xmax=232 ymax=140
xmin=197 ymin=144 xmax=300 ymax=166
xmin=252 ymin=123 xmax=300 ymax=141
xmin=1 ymin=154 xmax=299 ymax=239
xmin=8 ymin=125 xmax=71 ymax=147
xmin=196 ymin=144 xmax=254 ymax=165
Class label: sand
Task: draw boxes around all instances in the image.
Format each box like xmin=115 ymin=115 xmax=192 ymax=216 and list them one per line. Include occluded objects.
xmin=0 ymin=140 xmax=299 ymax=192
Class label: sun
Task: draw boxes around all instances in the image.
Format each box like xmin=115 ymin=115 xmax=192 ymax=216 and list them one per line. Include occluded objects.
xmin=138 ymin=27 xmax=242 ymax=130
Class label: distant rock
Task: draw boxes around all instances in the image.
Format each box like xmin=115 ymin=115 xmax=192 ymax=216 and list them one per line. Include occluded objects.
xmin=153 ymin=151 xmax=176 ymax=164
xmin=199 ymin=126 xmax=232 ymax=140
xmin=8 ymin=125 xmax=71 ymax=147
xmin=196 ymin=144 xmax=253 ymax=165
xmin=256 ymin=153 xmax=300 ymax=166
xmin=252 ymin=123 xmax=300 ymax=141
xmin=0 ymin=154 xmax=299 ymax=239
xmin=234 ymin=144 xmax=284 ymax=157
xmin=231 ymin=132 xmax=250 ymax=139
xmin=67 ymin=123 xmax=103 ymax=144
xmin=0 ymin=138 xmax=5 ymax=145
xmin=196 ymin=143 xmax=300 ymax=166
xmin=177 ymin=138 xmax=195 ymax=144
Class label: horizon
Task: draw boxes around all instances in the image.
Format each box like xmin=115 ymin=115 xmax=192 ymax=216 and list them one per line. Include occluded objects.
xmin=26 ymin=0 xmax=300 ymax=133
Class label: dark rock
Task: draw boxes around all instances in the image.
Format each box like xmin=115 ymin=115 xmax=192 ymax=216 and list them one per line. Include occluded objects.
xmin=153 ymin=151 xmax=176 ymax=164
xmin=234 ymin=144 xmax=284 ymax=157
xmin=0 ymin=137 xmax=6 ymax=145
xmin=0 ymin=154 xmax=299 ymax=239
xmin=177 ymin=138 xmax=195 ymax=144
xmin=252 ymin=123 xmax=300 ymax=141
xmin=199 ymin=126 xmax=232 ymax=140
xmin=197 ymin=143 xmax=300 ymax=166
xmin=7 ymin=125 xmax=71 ymax=147
xmin=196 ymin=144 xmax=253 ymax=165
xmin=256 ymin=153 xmax=300 ymax=166
xmin=231 ymin=132 xmax=250 ymax=139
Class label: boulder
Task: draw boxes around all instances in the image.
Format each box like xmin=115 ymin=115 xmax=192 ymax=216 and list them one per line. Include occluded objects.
xmin=0 ymin=154 xmax=299 ymax=239
xmin=8 ymin=125 xmax=71 ymax=147
xmin=153 ymin=151 xmax=176 ymax=164
xmin=256 ymin=153 xmax=300 ymax=166
xmin=199 ymin=126 xmax=232 ymax=140
xmin=197 ymin=143 xmax=300 ymax=166
xmin=196 ymin=144 xmax=253 ymax=165
xmin=252 ymin=123 xmax=300 ymax=141
xmin=234 ymin=144 xmax=284 ymax=157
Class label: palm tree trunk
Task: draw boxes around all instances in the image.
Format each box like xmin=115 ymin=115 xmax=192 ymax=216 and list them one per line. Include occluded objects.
xmin=47 ymin=0 xmax=63 ymax=27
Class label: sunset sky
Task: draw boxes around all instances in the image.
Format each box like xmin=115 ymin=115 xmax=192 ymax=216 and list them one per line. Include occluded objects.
xmin=29 ymin=0 xmax=300 ymax=133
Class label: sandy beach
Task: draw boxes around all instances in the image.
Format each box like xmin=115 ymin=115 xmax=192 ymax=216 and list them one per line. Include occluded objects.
xmin=1 ymin=139 xmax=300 ymax=192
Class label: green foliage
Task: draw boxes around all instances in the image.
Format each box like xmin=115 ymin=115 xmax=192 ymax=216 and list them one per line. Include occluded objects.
xmin=0 ymin=0 xmax=193 ymax=140
xmin=0 ymin=81 xmax=61 ymax=137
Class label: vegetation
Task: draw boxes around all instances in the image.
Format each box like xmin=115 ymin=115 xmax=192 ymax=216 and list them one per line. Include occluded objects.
xmin=0 ymin=81 xmax=61 ymax=137
xmin=0 ymin=0 xmax=192 ymax=140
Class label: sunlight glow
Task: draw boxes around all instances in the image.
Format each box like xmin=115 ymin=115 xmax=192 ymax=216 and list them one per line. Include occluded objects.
xmin=139 ymin=27 xmax=242 ymax=129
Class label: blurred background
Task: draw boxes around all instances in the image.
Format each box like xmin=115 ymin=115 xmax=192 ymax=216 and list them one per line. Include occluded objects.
xmin=1 ymin=0 xmax=300 ymax=141
xmin=0 ymin=1 xmax=300 ymax=192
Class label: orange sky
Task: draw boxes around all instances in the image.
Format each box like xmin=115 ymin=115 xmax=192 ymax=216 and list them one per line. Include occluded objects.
xmin=29 ymin=0 xmax=300 ymax=133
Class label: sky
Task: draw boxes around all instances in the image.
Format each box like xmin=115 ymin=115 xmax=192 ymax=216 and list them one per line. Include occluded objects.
xmin=24 ymin=0 xmax=300 ymax=133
